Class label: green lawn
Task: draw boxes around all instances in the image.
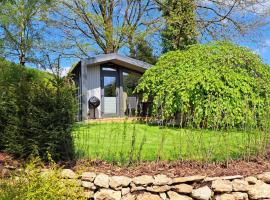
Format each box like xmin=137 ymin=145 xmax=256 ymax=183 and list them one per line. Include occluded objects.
xmin=72 ymin=121 xmax=270 ymax=165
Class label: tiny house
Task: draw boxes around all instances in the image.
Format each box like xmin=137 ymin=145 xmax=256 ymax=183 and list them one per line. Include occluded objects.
xmin=70 ymin=53 xmax=152 ymax=121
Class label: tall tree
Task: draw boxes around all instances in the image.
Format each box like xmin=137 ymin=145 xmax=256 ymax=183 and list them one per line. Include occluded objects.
xmin=134 ymin=39 xmax=157 ymax=64
xmin=0 ymin=0 xmax=51 ymax=66
xmin=160 ymin=0 xmax=197 ymax=52
xmin=156 ymin=0 xmax=270 ymax=51
xmin=53 ymin=0 xmax=160 ymax=57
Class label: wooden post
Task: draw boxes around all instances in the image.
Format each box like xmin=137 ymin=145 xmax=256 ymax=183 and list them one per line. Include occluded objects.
xmin=81 ymin=60 xmax=88 ymax=121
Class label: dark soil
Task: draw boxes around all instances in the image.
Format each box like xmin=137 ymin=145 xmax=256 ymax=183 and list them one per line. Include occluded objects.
xmin=1 ymin=152 xmax=270 ymax=178
xmin=71 ymin=154 xmax=270 ymax=178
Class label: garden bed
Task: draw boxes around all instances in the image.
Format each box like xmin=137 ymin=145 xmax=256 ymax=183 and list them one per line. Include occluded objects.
xmin=71 ymin=155 xmax=270 ymax=178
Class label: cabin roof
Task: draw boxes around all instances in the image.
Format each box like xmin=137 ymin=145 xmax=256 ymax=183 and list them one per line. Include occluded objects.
xmin=70 ymin=53 xmax=152 ymax=73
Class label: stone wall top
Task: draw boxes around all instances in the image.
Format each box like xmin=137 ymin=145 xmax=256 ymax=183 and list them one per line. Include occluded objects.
xmin=60 ymin=169 xmax=270 ymax=200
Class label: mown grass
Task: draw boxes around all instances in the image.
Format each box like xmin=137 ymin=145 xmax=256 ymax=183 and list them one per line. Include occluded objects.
xmin=72 ymin=121 xmax=270 ymax=165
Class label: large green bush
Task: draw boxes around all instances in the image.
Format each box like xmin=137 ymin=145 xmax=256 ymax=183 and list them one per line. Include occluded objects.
xmin=137 ymin=42 xmax=270 ymax=129
xmin=0 ymin=59 xmax=77 ymax=160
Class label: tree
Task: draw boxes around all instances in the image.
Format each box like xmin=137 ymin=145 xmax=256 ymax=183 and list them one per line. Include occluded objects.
xmin=134 ymin=39 xmax=157 ymax=64
xmin=136 ymin=42 xmax=270 ymax=130
xmin=160 ymin=0 xmax=197 ymax=52
xmin=53 ymin=0 xmax=160 ymax=57
xmin=156 ymin=0 xmax=270 ymax=49
xmin=0 ymin=0 xmax=51 ymax=66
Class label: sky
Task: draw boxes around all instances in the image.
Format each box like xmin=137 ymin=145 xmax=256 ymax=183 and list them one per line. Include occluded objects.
xmin=1 ymin=0 xmax=270 ymax=76
xmin=58 ymin=1 xmax=270 ymax=76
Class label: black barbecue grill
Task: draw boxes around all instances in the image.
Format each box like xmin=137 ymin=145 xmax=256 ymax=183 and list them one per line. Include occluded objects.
xmin=88 ymin=96 xmax=100 ymax=119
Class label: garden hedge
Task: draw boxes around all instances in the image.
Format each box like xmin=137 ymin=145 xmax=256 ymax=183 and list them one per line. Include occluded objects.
xmin=136 ymin=42 xmax=270 ymax=130
xmin=0 ymin=58 xmax=77 ymax=160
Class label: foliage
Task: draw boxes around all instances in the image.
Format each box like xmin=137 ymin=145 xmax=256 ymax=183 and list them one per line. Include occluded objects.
xmin=134 ymin=40 xmax=157 ymax=65
xmin=157 ymin=0 xmax=269 ymax=43
xmin=136 ymin=42 xmax=270 ymax=130
xmin=0 ymin=158 xmax=85 ymax=200
xmin=73 ymin=121 xmax=270 ymax=165
xmin=0 ymin=0 xmax=52 ymax=65
xmin=160 ymin=0 xmax=197 ymax=52
xmin=0 ymin=59 xmax=77 ymax=161
xmin=54 ymin=0 xmax=160 ymax=56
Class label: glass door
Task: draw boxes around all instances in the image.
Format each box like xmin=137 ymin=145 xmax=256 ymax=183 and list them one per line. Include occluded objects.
xmin=101 ymin=67 xmax=119 ymax=117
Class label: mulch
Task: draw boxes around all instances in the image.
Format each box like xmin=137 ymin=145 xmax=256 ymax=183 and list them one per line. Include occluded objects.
xmin=1 ymin=152 xmax=270 ymax=178
xmin=71 ymin=155 xmax=270 ymax=178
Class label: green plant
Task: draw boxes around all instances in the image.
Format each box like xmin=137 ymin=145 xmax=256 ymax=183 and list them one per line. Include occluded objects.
xmin=0 ymin=59 xmax=77 ymax=161
xmin=0 ymin=158 xmax=85 ymax=200
xmin=136 ymin=41 xmax=270 ymax=130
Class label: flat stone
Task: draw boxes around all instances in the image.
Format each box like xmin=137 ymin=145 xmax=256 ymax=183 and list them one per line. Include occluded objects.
xmin=136 ymin=192 xmax=162 ymax=200
xmin=4 ymin=165 xmax=16 ymax=170
xmin=153 ymin=174 xmax=172 ymax=186
xmin=172 ymin=176 xmax=205 ymax=184
xmin=248 ymin=182 xmax=270 ymax=199
xmin=160 ymin=193 xmax=167 ymax=200
xmin=232 ymin=179 xmax=249 ymax=192
xmin=257 ymin=172 xmax=270 ymax=183
xmin=167 ymin=191 xmax=193 ymax=200
xmin=212 ymin=179 xmax=232 ymax=192
xmin=191 ymin=186 xmax=212 ymax=200
xmin=146 ymin=185 xmax=171 ymax=193
xmin=215 ymin=193 xmax=234 ymax=200
xmin=121 ymin=187 xmax=130 ymax=196
xmin=215 ymin=192 xmax=248 ymax=200
xmin=233 ymin=192 xmax=249 ymax=200
xmin=173 ymin=184 xmax=193 ymax=194
xmin=109 ymin=176 xmax=132 ymax=189
xmin=121 ymin=194 xmax=136 ymax=200
xmin=204 ymin=175 xmax=243 ymax=182
xmin=1 ymin=168 xmax=10 ymax=178
xmin=245 ymin=176 xmax=257 ymax=185
xmin=130 ymin=183 xmax=145 ymax=192
xmin=81 ymin=181 xmax=96 ymax=190
xmin=132 ymin=175 xmax=154 ymax=186
xmin=60 ymin=169 xmax=77 ymax=179
xmin=94 ymin=189 xmax=121 ymax=200
xmin=81 ymin=172 xmax=96 ymax=182
xmin=94 ymin=173 xmax=110 ymax=188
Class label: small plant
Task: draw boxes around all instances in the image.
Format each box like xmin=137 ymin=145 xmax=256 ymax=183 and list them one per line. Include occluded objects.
xmin=0 ymin=158 xmax=85 ymax=200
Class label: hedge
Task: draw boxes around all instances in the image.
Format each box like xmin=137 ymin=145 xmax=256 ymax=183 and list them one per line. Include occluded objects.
xmin=0 ymin=59 xmax=77 ymax=160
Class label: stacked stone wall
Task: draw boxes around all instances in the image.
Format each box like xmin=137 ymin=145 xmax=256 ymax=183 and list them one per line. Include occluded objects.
xmin=60 ymin=169 xmax=270 ymax=200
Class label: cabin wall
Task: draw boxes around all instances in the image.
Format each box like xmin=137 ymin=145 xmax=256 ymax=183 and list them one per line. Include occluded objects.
xmin=87 ymin=64 xmax=101 ymax=118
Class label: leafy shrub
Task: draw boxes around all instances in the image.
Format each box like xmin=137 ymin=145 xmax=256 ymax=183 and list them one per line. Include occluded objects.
xmin=0 ymin=58 xmax=77 ymax=160
xmin=0 ymin=159 xmax=85 ymax=200
xmin=136 ymin=42 xmax=270 ymax=130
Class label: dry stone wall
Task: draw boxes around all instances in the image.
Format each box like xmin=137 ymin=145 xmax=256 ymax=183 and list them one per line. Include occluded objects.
xmin=61 ymin=169 xmax=270 ymax=200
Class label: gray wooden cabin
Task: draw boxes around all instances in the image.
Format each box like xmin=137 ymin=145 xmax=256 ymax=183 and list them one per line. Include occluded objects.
xmin=70 ymin=53 xmax=152 ymax=121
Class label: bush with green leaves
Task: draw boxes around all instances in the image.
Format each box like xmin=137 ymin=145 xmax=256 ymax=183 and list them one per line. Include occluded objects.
xmin=0 ymin=158 xmax=85 ymax=200
xmin=136 ymin=42 xmax=270 ymax=130
xmin=0 ymin=58 xmax=77 ymax=160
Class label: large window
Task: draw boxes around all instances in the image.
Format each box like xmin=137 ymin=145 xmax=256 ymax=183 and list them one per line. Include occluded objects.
xmin=123 ymin=71 xmax=141 ymax=96
xmin=122 ymin=70 xmax=141 ymax=116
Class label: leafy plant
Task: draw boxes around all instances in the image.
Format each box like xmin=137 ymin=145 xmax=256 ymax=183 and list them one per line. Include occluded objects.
xmin=0 ymin=158 xmax=85 ymax=200
xmin=136 ymin=41 xmax=270 ymax=130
